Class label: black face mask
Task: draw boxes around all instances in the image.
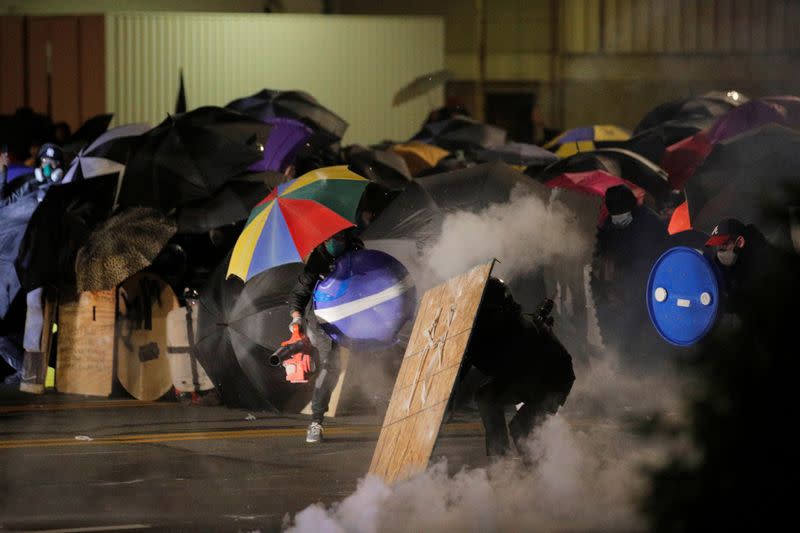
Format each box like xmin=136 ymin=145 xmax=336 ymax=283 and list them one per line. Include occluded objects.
xmin=324 ymin=238 xmax=347 ymax=257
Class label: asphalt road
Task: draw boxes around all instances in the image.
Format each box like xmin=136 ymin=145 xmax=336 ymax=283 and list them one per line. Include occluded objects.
xmin=0 ymin=386 xmax=487 ymax=532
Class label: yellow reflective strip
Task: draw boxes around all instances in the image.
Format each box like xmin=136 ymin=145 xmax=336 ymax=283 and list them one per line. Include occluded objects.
xmin=225 ymin=202 xmax=274 ymax=280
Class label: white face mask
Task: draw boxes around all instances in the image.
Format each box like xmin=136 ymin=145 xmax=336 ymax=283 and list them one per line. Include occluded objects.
xmin=717 ymin=249 xmax=738 ymax=266
xmin=610 ymin=212 xmax=633 ymax=228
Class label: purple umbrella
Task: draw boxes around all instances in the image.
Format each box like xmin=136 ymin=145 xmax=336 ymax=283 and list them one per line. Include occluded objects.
xmin=706 ymin=96 xmax=800 ymax=143
xmin=248 ymin=117 xmax=313 ymax=173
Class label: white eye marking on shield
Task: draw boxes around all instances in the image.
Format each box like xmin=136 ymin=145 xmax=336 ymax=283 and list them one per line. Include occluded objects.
xmin=700 ymin=292 xmax=712 ymax=306
xmin=654 ymin=287 xmax=667 ymax=302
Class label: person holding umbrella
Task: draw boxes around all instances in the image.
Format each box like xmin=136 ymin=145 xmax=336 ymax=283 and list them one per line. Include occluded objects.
xmin=288 ymin=229 xmax=364 ymax=443
xmin=225 ymin=166 xmax=371 ymax=439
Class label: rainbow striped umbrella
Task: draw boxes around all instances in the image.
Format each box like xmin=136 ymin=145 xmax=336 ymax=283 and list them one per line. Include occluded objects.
xmin=226 ymin=166 xmax=368 ymax=281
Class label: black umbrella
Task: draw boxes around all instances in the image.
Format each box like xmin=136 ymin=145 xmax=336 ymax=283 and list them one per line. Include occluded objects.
xmin=622 ymin=91 xmax=749 ymax=162
xmin=176 ymin=171 xmax=286 ymax=233
xmin=62 ymin=122 xmax=150 ymax=183
xmin=75 ymin=207 xmax=177 ymax=292
xmin=412 ymin=116 xmax=507 ymax=151
xmin=533 ymin=148 xmax=673 ymax=206
xmin=15 ymin=176 xmax=117 ymax=292
xmin=345 ymin=146 xmax=411 ymax=190
xmin=634 ymin=90 xmax=748 ymax=134
xmin=417 ymin=160 xmax=545 ymax=212
xmin=686 ymin=124 xmax=800 ymax=245
xmin=362 ymin=162 xmax=548 ymax=260
xmin=363 ymin=161 xmax=552 ymax=309
xmin=226 ymin=89 xmax=348 ymax=147
xmin=0 ymin=194 xmax=38 ymax=320
xmin=195 ymin=252 xmax=307 ymax=410
xmin=361 ymin=180 xmax=443 ymax=246
xmin=472 ymin=141 xmax=558 ymax=168
xmin=392 ymin=69 xmax=452 ymax=107
xmin=68 ymin=114 xmax=114 ymax=146
xmin=117 ymin=106 xmax=272 ymax=211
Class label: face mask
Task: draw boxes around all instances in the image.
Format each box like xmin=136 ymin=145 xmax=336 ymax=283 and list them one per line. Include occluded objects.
xmin=717 ymin=249 xmax=738 ymax=266
xmin=611 ymin=212 xmax=633 ymax=228
xmin=324 ymin=238 xmax=347 ymax=257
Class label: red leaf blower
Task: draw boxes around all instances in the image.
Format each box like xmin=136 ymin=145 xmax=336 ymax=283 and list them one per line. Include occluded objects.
xmin=269 ymin=324 xmax=317 ymax=383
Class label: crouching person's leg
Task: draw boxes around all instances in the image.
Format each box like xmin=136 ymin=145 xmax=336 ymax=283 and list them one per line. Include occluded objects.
xmin=475 ymin=378 xmax=514 ymax=457
xmin=306 ymin=312 xmax=341 ymax=443
xmin=508 ymin=376 xmax=574 ymax=454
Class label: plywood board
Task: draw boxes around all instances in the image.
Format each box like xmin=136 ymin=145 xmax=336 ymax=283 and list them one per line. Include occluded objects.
xmin=165 ymin=303 xmax=215 ymax=393
xmin=116 ymin=273 xmax=179 ymax=401
xmin=55 ymin=289 xmax=116 ymax=397
xmin=369 ymin=261 xmax=493 ymax=484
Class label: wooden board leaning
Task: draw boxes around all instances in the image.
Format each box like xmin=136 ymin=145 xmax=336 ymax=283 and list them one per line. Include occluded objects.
xmin=368 ymin=261 xmax=494 ymax=484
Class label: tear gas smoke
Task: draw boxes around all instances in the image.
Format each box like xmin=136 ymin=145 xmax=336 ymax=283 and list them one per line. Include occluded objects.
xmin=423 ymin=186 xmax=591 ymax=283
xmin=284 ymin=354 xmax=685 ymax=533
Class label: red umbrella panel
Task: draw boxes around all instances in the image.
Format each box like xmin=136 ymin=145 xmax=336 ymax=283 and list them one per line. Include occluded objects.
xmin=546 ymin=170 xmax=646 ymax=226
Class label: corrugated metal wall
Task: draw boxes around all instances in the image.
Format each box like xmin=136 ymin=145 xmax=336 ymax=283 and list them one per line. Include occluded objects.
xmin=105 ymin=13 xmax=444 ymax=145
xmin=564 ymin=0 xmax=800 ymax=54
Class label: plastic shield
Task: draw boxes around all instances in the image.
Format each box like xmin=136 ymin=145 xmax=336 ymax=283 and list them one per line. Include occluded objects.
xmin=647 ymin=246 xmax=719 ymax=346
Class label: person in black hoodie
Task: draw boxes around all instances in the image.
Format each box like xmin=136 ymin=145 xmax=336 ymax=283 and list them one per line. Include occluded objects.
xmin=704 ymin=217 xmax=782 ymax=319
xmin=288 ymin=229 xmax=363 ymax=444
xmin=466 ymin=277 xmax=575 ymax=457
xmin=593 ymin=184 xmax=667 ymax=362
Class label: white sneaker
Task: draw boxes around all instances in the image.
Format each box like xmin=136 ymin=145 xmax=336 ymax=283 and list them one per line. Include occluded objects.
xmin=306 ymin=422 xmax=324 ymax=443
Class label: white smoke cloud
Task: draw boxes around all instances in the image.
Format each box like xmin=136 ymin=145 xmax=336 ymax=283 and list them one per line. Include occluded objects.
xmin=284 ymin=356 xmax=684 ymax=533
xmin=423 ymin=187 xmax=591 ymax=283
xmin=286 ymin=188 xmax=687 ymax=532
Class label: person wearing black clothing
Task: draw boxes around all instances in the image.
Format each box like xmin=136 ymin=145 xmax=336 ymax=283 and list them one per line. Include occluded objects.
xmin=466 ymin=277 xmax=575 ymax=457
xmin=592 ymin=184 xmax=667 ymax=362
xmin=289 ymin=229 xmax=363 ymax=443
xmin=704 ymin=217 xmax=781 ymax=319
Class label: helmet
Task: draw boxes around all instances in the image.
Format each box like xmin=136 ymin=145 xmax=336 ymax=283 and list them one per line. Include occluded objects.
xmin=37 ymin=143 xmax=64 ymax=166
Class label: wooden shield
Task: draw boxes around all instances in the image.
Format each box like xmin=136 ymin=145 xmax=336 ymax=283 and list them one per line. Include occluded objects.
xmin=116 ymin=273 xmax=179 ymax=401
xmin=56 ymin=289 xmax=116 ymax=397
xmin=369 ymin=261 xmax=493 ymax=484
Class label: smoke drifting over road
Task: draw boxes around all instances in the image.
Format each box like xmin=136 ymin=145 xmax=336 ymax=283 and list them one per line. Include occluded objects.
xmin=284 ymin=354 xmax=683 ymax=533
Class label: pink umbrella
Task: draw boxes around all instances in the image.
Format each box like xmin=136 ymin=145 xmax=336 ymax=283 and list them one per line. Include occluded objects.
xmin=546 ymin=169 xmax=646 ymax=225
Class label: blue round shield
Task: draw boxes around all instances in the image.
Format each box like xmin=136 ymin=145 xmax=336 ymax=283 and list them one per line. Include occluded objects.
xmin=313 ymin=249 xmax=416 ymax=351
xmin=647 ymin=246 xmax=719 ymax=346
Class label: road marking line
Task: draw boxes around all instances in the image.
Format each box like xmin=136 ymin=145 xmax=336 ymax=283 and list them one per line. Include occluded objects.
xmin=0 ymin=423 xmax=482 ymax=450
xmin=25 ymin=525 xmax=150 ymax=533
xmin=0 ymin=401 xmax=173 ymax=414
